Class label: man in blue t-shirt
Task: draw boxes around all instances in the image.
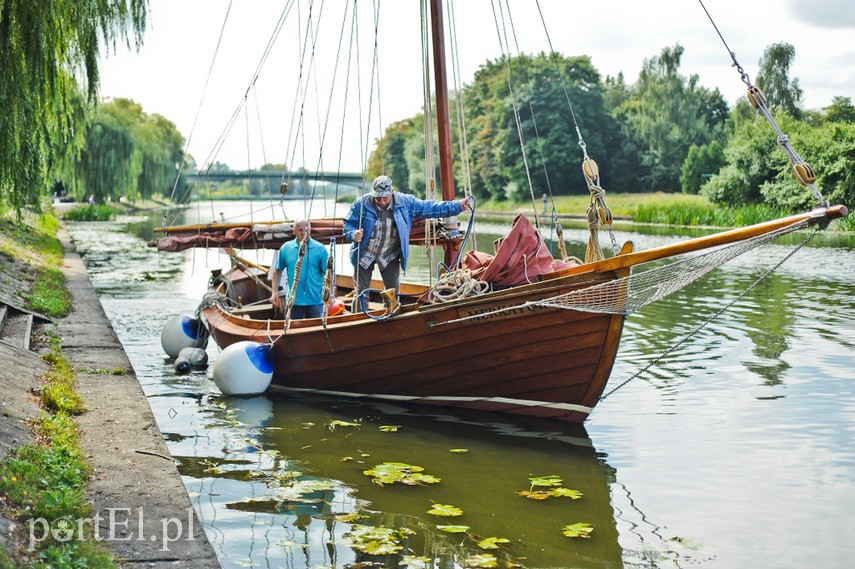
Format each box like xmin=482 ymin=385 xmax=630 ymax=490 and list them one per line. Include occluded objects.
xmin=269 ymin=219 xmax=329 ymax=319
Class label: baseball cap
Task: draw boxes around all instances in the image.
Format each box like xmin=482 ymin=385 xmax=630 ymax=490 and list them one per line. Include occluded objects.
xmin=371 ymin=175 xmax=393 ymax=197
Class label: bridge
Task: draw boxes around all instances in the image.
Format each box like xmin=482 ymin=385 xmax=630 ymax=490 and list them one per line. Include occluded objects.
xmin=186 ymin=169 xmax=367 ymax=195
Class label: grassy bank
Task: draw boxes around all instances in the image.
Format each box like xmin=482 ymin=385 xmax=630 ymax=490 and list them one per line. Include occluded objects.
xmin=0 ymin=209 xmax=116 ymax=568
xmin=477 ymin=192 xmax=853 ymax=231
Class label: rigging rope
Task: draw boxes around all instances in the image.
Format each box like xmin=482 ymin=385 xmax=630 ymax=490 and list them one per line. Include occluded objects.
xmin=533 ymin=0 xmax=619 ymax=256
xmin=490 ymin=1 xmax=538 ymax=226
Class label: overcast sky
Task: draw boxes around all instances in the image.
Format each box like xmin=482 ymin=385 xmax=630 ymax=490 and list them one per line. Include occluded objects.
xmin=97 ymin=0 xmax=854 ymax=173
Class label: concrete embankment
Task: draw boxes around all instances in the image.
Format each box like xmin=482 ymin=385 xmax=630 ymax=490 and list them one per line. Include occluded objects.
xmin=1 ymin=224 xmax=220 ymax=567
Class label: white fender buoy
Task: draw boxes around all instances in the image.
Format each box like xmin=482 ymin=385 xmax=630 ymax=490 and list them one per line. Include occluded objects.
xmin=174 ymin=347 xmax=209 ymax=375
xmin=212 ymin=341 xmax=274 ymax=395
xmin=161 ymin=315 xmax=209 ymax=358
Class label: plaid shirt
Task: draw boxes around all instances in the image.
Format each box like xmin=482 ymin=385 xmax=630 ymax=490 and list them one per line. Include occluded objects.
xmin=359 ymin=200 xmax=400 ymax=269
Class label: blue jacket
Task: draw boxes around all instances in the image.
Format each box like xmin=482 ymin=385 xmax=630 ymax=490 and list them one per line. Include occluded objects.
xmin=342 ymin=193 xmax=462 ymax=270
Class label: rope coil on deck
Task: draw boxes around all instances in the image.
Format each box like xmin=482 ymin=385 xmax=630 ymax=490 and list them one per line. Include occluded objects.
xmin=426 ymin=268 xmax=491 ymax=303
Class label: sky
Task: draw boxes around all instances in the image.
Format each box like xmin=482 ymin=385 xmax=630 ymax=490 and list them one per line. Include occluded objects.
xmin=96 ymin=0 xmax=854 ymax=173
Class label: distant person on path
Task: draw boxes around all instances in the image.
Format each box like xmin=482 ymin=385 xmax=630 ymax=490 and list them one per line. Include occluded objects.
xmin=269 ymin=219 xmax=329 ymax=319
xmin=542 ymin=193 xmax=548 ymax=214
xmin=88 ymin=195 xmax=95 ymax=205
xmin=343 ymin=175 xmax=472 ymax=300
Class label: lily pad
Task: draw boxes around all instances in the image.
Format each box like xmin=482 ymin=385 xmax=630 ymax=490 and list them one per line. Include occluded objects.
xmin=529 ymin=475 xmax=562 ymax=488
xmin=517 ymin=490 xmax=552 ymax=500
xmin=344 ymin=524 xmax=406 ymax=555
xmin=463 ymin=553 xmax=498 ymax=568
xmin=427 ymin=503 xmax=463 ymax=517
xmin=549 ymin=487 xmax=583 ymax=499
xmin=477 ymin=536 xmax=510 ymax=550
xmin=436 ymin=524 xmax=470 ymax=533
xmin=327 ymin=419 xmax=360 ymax=430
xmin=363 ymin=462 xmax=440 ymax=486
xmin=562 ymin=522 xmax=594 ymax=539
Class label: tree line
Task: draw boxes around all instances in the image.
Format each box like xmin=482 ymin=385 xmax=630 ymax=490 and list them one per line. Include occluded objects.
xmin=368 ymin=43 xmax=854 ymax=212
xmin=2 ymin=0 xmax=852 ymax=218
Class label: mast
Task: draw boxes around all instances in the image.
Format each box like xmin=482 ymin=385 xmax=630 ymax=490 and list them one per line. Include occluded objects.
xmin=429 ymin=0 xmax=460 ymax=267
xmin=429 ymin=0 xmax=455 ymax=202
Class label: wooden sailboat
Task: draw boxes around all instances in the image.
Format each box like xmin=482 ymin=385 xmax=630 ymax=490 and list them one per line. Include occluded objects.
xmin=153 ymin=0 xmax=848 ymax=423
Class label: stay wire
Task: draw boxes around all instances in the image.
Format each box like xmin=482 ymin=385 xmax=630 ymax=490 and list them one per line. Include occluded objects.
xmin=599 ymin=227 xmax=821 ymax=402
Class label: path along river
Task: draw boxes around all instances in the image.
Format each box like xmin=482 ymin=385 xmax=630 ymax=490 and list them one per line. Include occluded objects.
xmin=67 ymin=200 xmax=855 ymax=569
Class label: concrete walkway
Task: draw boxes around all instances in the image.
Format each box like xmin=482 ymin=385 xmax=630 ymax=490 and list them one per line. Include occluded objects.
xmin=57 ymin=227 xmax=220 ymax=568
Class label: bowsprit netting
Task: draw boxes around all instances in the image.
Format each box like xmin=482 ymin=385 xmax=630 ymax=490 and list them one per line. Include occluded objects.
xmin=533 ymin=219 xmax=809 ymax=315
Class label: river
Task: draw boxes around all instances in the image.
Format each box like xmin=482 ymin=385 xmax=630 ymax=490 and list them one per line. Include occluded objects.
xmin=66 ymin=200 xmax=855 ymax=569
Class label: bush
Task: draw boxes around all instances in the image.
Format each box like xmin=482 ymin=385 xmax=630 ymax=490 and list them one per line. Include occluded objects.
xmin=680 ymin=140 xmax=724 ymax=194
xmin=63 ymin=204 xmax=116 ymax=221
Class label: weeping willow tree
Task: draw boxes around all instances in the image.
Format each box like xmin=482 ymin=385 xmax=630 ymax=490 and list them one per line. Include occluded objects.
xmin=0 ymin=0 xmax=147 ymax=215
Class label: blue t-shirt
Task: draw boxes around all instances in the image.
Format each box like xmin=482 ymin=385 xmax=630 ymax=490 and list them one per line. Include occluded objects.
xmin=275 ymin=238 xmax=329 ymax=306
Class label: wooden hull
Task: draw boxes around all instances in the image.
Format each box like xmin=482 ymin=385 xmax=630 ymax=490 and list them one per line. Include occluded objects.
xmin=201 ymin=268 xmax=628 ymax=423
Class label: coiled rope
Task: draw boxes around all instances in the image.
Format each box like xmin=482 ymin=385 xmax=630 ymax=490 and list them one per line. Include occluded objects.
xmin=426 ymin=269 xmax=491 ymax=303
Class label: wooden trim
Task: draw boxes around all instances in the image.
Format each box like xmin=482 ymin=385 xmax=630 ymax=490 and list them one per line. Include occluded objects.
xmin=548 ymin=205 xmax=849 ymax=278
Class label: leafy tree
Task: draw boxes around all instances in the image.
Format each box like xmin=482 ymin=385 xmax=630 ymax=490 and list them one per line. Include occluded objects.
xmin=680 ymin=140 xmax=725 ymax=194
xmin=76 ymin=100 xmax=138 ymax=202
xmin=461 ymin=52 xmax=621 ymax=201
xmin=821 ymin=96 xmax=855 ymax=125
xmin=755 ymin=42 xmax=802 ymax=117
xmin=613 ymin=44 xmax=729 ymax=192
xmin=75 ymin=98 xmax=184 ymax=202
xmin=759 ymin=116 xmax=855 ymax=210
xmin=136 ymin=114 xmax=186 ymax=200
xmin=367 ymin=118 xmax=421 ymax=195
xmin=703 ymin=109 xmax=854 ymax=210
xmin=0 ymin=0 xmax=147 ymax=215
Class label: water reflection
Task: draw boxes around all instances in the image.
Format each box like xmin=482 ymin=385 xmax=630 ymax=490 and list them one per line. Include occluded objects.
xmin=167 ymin=393 xmax=626 ymax=568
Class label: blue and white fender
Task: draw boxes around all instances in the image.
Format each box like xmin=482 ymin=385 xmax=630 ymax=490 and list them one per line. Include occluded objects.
xmin=161 ymin=315 xmax=209 ymax=358
xmin=212 ymin=341 xmax=274 ymax=395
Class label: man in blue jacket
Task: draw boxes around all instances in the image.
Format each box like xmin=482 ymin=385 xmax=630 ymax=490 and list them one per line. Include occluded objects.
xmin=269 ymin=219 xmax=329 ymax=319
xmin=342 ymin=175 xmax=471 ymax=300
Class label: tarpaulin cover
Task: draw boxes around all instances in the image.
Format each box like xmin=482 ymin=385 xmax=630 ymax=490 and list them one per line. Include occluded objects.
xmin=462 ymin=214 xmax=577 ymax=287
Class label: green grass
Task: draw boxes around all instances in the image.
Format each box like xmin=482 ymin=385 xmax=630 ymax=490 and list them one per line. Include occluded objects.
xmin=477 ymin=192 xmax=852 ymax=230
xmin=41 ymin=338 xmax=86 ymax=415
xmin=61 ymin=204 xmax=117 ymax=222
xmin=0 ymin=217 xmax=115 ymax=568
xmin=28 ymin=267 xmax=72 ymax=318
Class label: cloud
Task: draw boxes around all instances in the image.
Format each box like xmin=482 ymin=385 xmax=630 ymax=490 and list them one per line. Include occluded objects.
xmin=787 ymin=0 xmax=855 ymax=29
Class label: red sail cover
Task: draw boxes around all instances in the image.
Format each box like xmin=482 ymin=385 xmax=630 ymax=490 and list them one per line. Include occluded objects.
xmin=462 ymin=214 xmax=577 ymax=286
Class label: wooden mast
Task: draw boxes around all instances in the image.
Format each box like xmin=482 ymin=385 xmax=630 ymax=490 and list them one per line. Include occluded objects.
xmin=429 ymin=0 xmax=459 ymax=266
xmin=429 ymin=0 xmax=455 ymax=202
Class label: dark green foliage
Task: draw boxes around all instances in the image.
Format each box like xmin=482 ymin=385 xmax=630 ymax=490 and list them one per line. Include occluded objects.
xmin=680 ymin=140 xmax=725 ymax=194
xmin=63 ymin=204 xmax=117 ymax=222
xmin=0 ymin=0 xmax=147 ymax=216
xmin=74 ymin=98 xmax=185 ymax=202
xmin=755 ymin=42 xmax=802 ymax=117
xmin=462 ymin=53 xmax=622 ymax=201
xmin=820 ymin=96 xmax=855 ymax=125
xmin=611 ymin=44 xmax=729 ymax=193
xmin=703 ymin=109 xmax=855 ymax=210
